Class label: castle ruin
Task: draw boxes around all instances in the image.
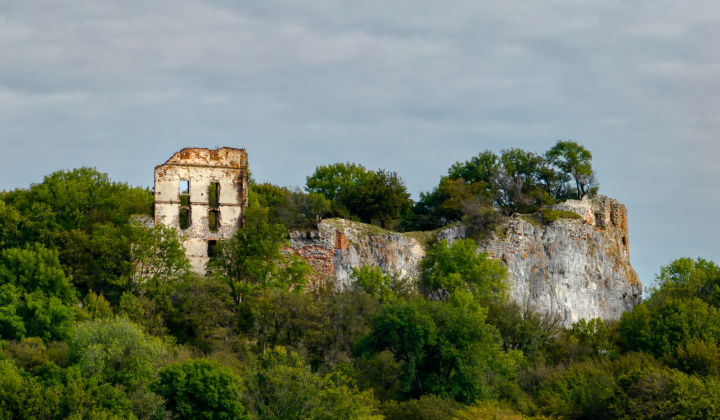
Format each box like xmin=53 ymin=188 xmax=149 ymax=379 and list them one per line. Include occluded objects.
xmin=154 ymin=147 xmax=248 ymax=273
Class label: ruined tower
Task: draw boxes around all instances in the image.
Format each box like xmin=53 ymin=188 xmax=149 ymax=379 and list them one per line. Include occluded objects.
xmin=154 ymin=147 xmax=248 ymax=273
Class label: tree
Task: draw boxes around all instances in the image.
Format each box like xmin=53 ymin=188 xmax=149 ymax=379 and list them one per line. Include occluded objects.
xmin=1 ymin=168 xmax=155 ymax=302
xmin=166 ymin=274 xmax=237 ymax=351
xmin=0 ymin=244 xmax=78 ymax=341
xmin=250 ymin=288 xmax=380 ymax=369
xmin=495 ymin=148 xmax=546 ymax=212
xmin=421 ymin=239 xmax=509 ymax=304
xmin=356 ymin=292 xmax=520 ymax=402
xmin=351 ymin=266 xmax=415 ymax=304
xmin=618 ymin=298 xmax=720 ymax=358
xmin=207 ymin=221 xmax=311 ymax=304
xmin=447 ymin=150 xmax=501 ymax=188
xmin=340 ymin=169 xmax=413 ymax=228
xmin=128 ymin=222 xmax=190 ymax=291
xmin=412 ymin=179 xmax=492 ymax=230
xmin=305 ymin=162 xmax=372 ymax=201
xmin=69 ymin=318 xmax=167 ymax=391
xmin=243 ymin=346 xmax=381 ymax=420
xmin=649 ymin=257 xmax=720 ymax=308
xmin=152 ymin=359 xmax=249 ymax=420
xmin=545 ymin=141 xmax=597 ymax=199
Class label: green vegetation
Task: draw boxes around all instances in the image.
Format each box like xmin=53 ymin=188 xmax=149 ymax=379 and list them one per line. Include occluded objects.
xmin=541 ymin=209 xmax=582 ymax=224
xmin=3 ymin=144 xmax=719 ymax=418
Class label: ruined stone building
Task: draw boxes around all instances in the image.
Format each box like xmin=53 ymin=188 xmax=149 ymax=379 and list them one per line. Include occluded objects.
xmin=154 ymin=148 xmax=248 ymax=273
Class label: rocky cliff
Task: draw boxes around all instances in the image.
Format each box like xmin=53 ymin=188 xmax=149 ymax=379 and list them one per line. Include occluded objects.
xmin=286 ymin=195 xmax=642 ymax=325
xmin=286 ymin=219 xmax=426 ymax=290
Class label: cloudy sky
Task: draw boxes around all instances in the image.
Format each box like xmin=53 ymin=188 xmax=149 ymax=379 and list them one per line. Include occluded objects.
xmin=2 ymin=1 xmax=719 ymax=290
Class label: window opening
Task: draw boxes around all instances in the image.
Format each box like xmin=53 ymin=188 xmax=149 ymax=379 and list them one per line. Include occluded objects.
xmin=179 ymin=180 xmax=190 ymax=206
xmin=208 ymin=181 xmax=220 ymax=208
xmin=179 ymin=208 xmax=191 ymax=230
xmin=207 ymin=240 xmax=218 ymax=258
xmin=209 ymin=210 xmax=220 ymax=232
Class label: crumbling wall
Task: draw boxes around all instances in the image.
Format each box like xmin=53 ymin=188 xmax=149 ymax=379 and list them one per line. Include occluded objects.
xmin=154 ymin=147 xmax=247 ymax=273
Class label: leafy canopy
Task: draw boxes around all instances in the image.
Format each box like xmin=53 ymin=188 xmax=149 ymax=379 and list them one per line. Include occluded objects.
xmin=422 ymin=239 xmax=509 ymax=304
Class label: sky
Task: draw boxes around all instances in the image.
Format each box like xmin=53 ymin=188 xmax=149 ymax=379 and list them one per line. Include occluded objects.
xmin=2 ymin=1 xmax=719 ymax=291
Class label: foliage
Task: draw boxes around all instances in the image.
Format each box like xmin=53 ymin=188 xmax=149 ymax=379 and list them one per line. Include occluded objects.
xmin=306 ymin=163 xmax=412 ymax=229
xmin=545 ymin=318 xmax=619 ymax=365
xmin=340 ymin=169 xmax=413 ymax=228
xmin=453 ymin=401 xmax=542 ymax=420
xmin=649 ymin=257 xmax=720 ymax=307
xmin=252 ymin=183 xmax=333 ymax=230
xmin=1 ymin=167 xmax=154 ymax=301
xmin=351 ymin=266 xmax=416 ymax=303
xmin=618 ymin=298 xmax=720 ymax=358
xmin=545 ymin=140 xmax=597 ymax=199
xmin=250 ymin=288 xmax=380 ymax=369
xmin=128 ymin=221 xmax=190 ymax=290
xmin=0 ymin=359 xmax=138 ymax=419
xmin=415 ymin=141 xmax=597 ymax=228
xmin=243 ymin=346 xmax=381 ymax=420
xmin=536 ymin=359 xmax=618 ymax=419
xmin=421 ymin=239 xmax=509 ymax=304
xmin=356 ymin=292 xmax=520 ymax=402
xmin=152 ymin=358 xmax=249 ymax=419
xmin=164 ymin=274 xmax=236 ymax=351
xmin=486 ymin=300 xmax=563 ymax=365
xmin=70 ymin=318 xmax=167 ymax=391
xmin=380 ymin=394 xmax=462 ymax=420
xmin=306 ymin=162 xmax=372 ymax=201
xmin=541 ymin=209 xmax=582 ymax=224
xmin=0 ymin=244 xmax=78 ymax=341
xmin=207 ymin=220 xmax=311 ymax=304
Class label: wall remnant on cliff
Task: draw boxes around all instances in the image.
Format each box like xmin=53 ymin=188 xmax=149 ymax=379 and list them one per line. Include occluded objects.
xmin=154 ymin=147 xmax=248 ymax=274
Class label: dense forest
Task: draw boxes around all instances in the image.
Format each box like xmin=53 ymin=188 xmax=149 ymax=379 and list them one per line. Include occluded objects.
xmin=2 ymin=141 xmax=720 ymax=419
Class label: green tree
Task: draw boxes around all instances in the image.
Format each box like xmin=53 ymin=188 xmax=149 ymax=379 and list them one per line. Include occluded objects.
xmin=250 ymin=288 xmax=380 ymax=369
xmin=447 ymin=150 xmax=501 ymax=188
xmin=166 ymin=275 xmax=236 ymax=351
xmin=0 ymin=244 xmax=78 ymax=341
xmin=649 ymin=257 xmax=720 ymax=308
xmin=545 ymin=141 xmax=597 ymax=199
xmin=618 ymin=298 xmax=720 ymax=358
xmin=70 ymin=318 xmax=167 ymax=391
xmin=341 ymin=169 xmax=413 ymax=228
xmin=421 ymin=239 xmax=509 ymax=304
xmin=152 ymin=359 xmax=249 ymax=420
xmin=128 ymin=222 xmax=190 ymax=291
xmin=306 ymin=162 xmax=372 ymax=201
xmin=351 ymin=266 xmax=415 ymax=304
xmin=207 ymin=221 xmax=310 ymax=304
xmin=1 ymin=168 xmax=155 ymax=301
xmin=356 ymin=292 xmax=520 ymax=402
xmin=243 ymin=346 xmax=381 ymax=420
xmin=496 ymin=148 xmax=546 ymax=212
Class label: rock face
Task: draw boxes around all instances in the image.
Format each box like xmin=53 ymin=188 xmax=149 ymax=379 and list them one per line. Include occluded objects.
xmin=466 ymin=196 xmax=641 ymax=324
xmin=287 ymin=195 xmax=642 ymax=325
xmin=286 ymin=219 xmax=425 ymax=290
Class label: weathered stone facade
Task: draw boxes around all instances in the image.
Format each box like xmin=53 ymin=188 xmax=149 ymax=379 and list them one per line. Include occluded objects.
xmin=154 ymin=147 xmax=247 ymax=273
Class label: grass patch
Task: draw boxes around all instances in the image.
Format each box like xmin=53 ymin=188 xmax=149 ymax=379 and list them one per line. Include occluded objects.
xmin=542 ymin=209 xmax=582 ymax=224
